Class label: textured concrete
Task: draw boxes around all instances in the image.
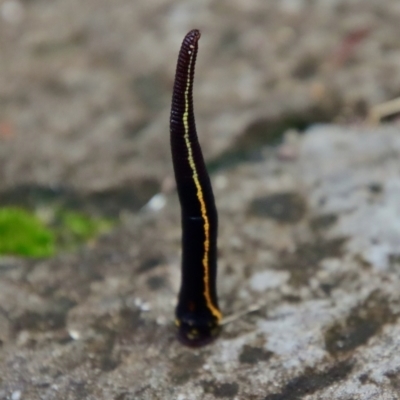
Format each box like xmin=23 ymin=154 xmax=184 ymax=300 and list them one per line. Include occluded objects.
xmin=1 ymin=0 xmax=400 ymax=398
xmin=1 ymin=126 xmax=400 ymax=399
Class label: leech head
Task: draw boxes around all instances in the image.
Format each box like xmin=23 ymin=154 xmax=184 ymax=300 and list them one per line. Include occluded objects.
xmin=187 ymin=29 xmax=201 ymax=42
xmin=181 ymin=29 xmax=200 ymax=57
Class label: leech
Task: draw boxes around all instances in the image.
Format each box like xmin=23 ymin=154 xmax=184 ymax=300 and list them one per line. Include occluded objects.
xmin=170 ymin=29 xmax=222 ymax=346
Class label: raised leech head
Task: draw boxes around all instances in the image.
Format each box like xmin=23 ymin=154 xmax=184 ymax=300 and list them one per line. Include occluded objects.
xmin=170 ymin=30 xmax=222 ymax=346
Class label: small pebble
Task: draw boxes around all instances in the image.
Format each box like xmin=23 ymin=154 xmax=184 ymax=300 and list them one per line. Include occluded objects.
xmin=143 ymin=193 xmax=166 ymax=212
xmin=140 ymin=302 xmax=151 ymax=312
xmin=156 ymin=316 xmax=167 ymax=325
xmin=11 ymin=391 xmax=22 ymax=400
xmin=134 ymin=297 xmax=142 ymax=307
xmin=68 ymin=330 xmax=81 ymax=340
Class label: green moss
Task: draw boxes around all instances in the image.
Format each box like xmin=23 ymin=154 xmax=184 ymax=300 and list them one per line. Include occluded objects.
xmin=0 ymin=207 xmax=114 ymax=258
xmin=56 ymin=210 xmax=114 ymax=248
xmin=0 ymin=207 xmax=55 ymax=257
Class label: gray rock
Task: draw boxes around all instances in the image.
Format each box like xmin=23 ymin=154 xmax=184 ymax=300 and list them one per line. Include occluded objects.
xmin=1 ymin=125 xmax=400 ymax=399
xmin=1 ymin=2 xmax=400 ymax=398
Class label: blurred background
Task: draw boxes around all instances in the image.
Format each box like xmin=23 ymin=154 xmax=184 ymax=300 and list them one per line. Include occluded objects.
xmin=1 ymin=0 xmax=400 ymax=257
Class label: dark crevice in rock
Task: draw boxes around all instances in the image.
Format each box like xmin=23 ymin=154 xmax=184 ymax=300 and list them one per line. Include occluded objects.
xmin=283 ymin=295 xmax=302 ymax=303
xmin=207 ymin=106 xmax=338 ymax=173
xmin=292 ymin=55 xmax=319 ymax=79
xmin=309 ymin=214 xmax=338 ymax=232
xmin=76 ymin=182 xmax=159 ymax=217
xmin=146 ymin=275 xmax=166 ymax=291
xmin=201 ymin=380 xmax=240 ymax=398
xmin=264 ymin=361 xmax=353 ymax=400
xmin=0 ymin=185 xmax=68 ymax=208
xmin=170 ymin=352 xmax=206 ymax=385
xmin=367 ymin=182 xmax=383 ymax=194
xmin=117 ymin=386 xmax=151 ymax=400
xmin=86 ymin=308 xmax=145 ymax=372
xmin=12 ymin=297 xmax=76 ymax=333
xmin=249 ymin=192 xmax=307 ymax=223
xmin=276 ymin=237 xmax=347 ymax=287
xmin=69 ymin=380 xmax=89 ymax=399
xmin=0 ymin=181 xmax=159 ymax=217
xmin=137 ymin=256 xmax=164 ymax=273
xmin=385 ymin=370 xmax=400 ymax=391
xmin=388 ymin=254 xmax=400 ymax=268
xmin=92 ymin=308 xmax=143 ymax=337
xmin=358 ymin=373 xmax=370 ymax=385
xmin=239 ymin=345 xmax=274 ymax=364
xmin=325 ymin=291 xmax=398 ymax=356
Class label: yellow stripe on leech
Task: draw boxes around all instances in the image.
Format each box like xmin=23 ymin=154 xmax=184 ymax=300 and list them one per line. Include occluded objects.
xmin=182 ymin=46 xmax=222 ymax=322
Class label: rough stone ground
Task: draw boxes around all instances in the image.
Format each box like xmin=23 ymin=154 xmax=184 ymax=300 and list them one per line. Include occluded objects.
xmin=1 ymin=0 xmax=400 ymax=399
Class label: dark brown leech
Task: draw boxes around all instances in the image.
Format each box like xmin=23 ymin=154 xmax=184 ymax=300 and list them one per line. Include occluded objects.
xmin=170 ymin=29 xmax=222 ymax=346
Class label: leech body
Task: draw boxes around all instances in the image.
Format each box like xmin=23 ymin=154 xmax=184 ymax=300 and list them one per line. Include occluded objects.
xmin=170 ymin=29 xmax=222 ymax=346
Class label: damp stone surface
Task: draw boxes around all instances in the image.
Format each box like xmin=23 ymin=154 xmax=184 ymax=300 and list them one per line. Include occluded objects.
xmin=1 ymin=125 xmax=400 ymax=399
xmin=1 ymin=1 xmax=400 ymax=398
